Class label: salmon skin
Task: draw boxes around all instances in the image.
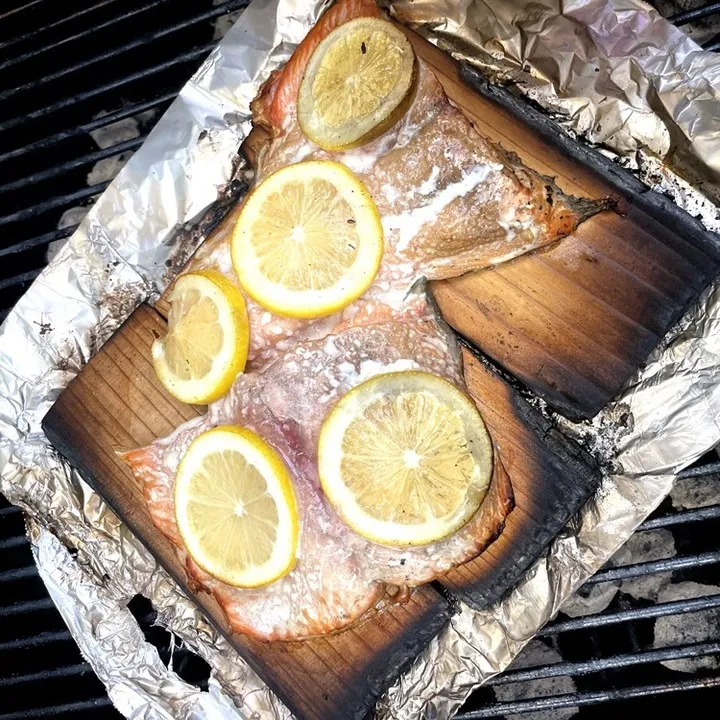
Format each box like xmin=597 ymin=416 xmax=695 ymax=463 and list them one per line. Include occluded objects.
xmin=123 ymin=0 xmax=607 ymax=641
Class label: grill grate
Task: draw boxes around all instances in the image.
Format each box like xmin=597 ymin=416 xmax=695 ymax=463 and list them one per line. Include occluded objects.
xmin=0 ymin=499 xmax=116 ymax=719
xmin=456 ymin=457 xmax=720 ymax=718
xmin=0 ymin=0 xmax=248 ymax=323
xmin=1 ymin=1 xmax=719 ymax=718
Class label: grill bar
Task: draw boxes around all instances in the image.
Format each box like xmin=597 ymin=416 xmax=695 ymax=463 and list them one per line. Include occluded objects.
xmin=0 ymin=182 xmax=109 ymax=227
xmin=0 ymin=535 xmax=29 ymax=550
xmin=0 ymin=0 xmax=248 ymax=101
xmin=541 ymin=594 xmax=720 ymax=634
xmin=0 ymin=598 xmax=55 ymax=616
xmin=677 ymin=462 xmax=720 ymax=478
xmin=0 ymin=43 xmax=214 ymax=134
xmin=0 ymin=136 xmax=146 ymax=195
xmin=0 ymin=663 xmax=90 ymax=688
xmin=585 ymin=550 xmax=720 ymax=585
xmin=639 ymin=504 xmax=720 ymax=530
xmin=0 ymin=0 xmax=119 ymax=53
xmin=0 ymin=226 xmax=77 ymax=259
xmin=0 ymin=270 xmax=42 ymax=291
xmin=0 ymin=565 xmax=38 ymax=583
xmin=0 ymin=0 xmax=158 ymax=72
xmin=485 ymin=640 xmax=720 ymax=685
xmin=0 ymin=698 xmax=114 ymax=720
xmin=458 ymin=676 xmax=720 ymax=718
xmin=0 ymin=630 xmax=72 ymax=653
xmin=0 ymin=93 xmax=175 ymax=164
xmin=0 ymin=1 xmax=47 ymax=24
xmin=668 ymin=1 xmax=720 ymax=25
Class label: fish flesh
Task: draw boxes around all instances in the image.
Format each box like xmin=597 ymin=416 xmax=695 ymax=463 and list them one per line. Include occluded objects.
xmin=123 ymin=0 xmax=606 ymax=641
xmin=125 ymin=298 xmax=514 ymax=640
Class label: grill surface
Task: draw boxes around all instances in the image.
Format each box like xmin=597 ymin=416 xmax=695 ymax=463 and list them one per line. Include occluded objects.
xmin=1 ymin=0 xmax=719 ymax=718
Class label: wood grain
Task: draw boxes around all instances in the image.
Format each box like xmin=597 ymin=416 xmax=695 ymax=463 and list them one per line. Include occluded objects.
xmin=42 ymin=305 xmax=453 ymax=720
xmin=441 ymin=347 xmax=599 ymax=607
xmin=409 ymin=29 xmax=719 ymax=419
xmin=43 ymin=303 xmax=601 ymax=719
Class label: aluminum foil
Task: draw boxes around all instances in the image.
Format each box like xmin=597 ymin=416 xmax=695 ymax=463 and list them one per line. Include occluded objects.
xmin=387 ymin=0 xmax=720 ymax=209
xmin=1 ymin=0 xmax=720 ymax=719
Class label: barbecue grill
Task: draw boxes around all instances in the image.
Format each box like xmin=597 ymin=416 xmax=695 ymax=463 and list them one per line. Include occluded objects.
xmin=1 ymin=1 xmax=719 ymax=718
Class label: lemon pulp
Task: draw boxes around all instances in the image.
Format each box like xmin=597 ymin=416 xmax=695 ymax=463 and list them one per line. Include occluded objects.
xmin=232 ymin=160 xmax=383 ymax=319
xmin=175 ymin=426 xmax=299 ymax=587
xmin=152 ymin=270 xmax=249 ymax=404
xmin=318 ymin=371 xmax=493 ymax=546
xmin=298 ymin=17 xmax=416 ymax=150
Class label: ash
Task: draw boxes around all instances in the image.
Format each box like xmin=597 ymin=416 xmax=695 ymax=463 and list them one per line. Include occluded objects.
xmin=654 ymin=582 xmax=720 ymax=672
xmin=494 ymin=640 xmax=578 ymax=720
xmin=671 ymin=472 xmax=720 ymax=509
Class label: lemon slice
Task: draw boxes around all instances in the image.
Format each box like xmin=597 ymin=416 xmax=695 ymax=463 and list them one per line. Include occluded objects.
xmin=152 ymin=270 xmax=249 ymax=405
xmin=298 ymin=17 xmax=416 ymax=150
xmin=232 ymin=160 xmax=383 ymax=319
xmin=175 ymin=426 xmax=299 ymax=587
xmin=318 ymin=371 xmax=493 ymax=546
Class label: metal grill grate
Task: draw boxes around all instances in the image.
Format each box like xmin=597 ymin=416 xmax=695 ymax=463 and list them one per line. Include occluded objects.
xmin=0 ymin=0 xmax=250 ymax=324
xmin=0 ymin=498 xmax=115 ymax=719
xmin=1 ymin=1 xmax=719 ymax=718
xmin=0 ymin=497 xmax=210 ymax=720
xmin=456 ymin=456 xmax=720 ymax=717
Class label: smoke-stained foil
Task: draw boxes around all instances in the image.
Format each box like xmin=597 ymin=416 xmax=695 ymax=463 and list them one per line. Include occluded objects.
xmin=0 ymin=1 xmax=719 ymax=719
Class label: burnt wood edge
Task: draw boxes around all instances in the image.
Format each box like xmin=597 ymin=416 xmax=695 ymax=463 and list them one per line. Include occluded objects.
xmin=454 ymin=473 xmax=596 ymax=610
xmin=439 ymin=256 xmax=708 ymax=422
xmin=157 ymin=155 xmax=250 ymax=285
xmin=447 ymin=319 xmax=594 ymax=422
xmin=459 ymin=64 xmax=720 ymax=264
xmin=447 ymin=344 xmax=603 ymax=609
xmin=455 ymin=332 xmax=591 ymax=423
xmin=39 ymin=415 xmax=282 ymax=696
xmin=354 ymin=600 xmax=454 ymax=720
xmin=41 ymin=408 xmax=454 ymax=720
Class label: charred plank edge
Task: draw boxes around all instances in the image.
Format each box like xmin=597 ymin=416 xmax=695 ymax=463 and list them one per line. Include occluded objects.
xmin=453 ymin=63 xmax=720 ymax=420
xmin=442 ymin=344 xmax=602 ymax=609
xmin=433 ymin=296 xmax=606 ymax=423
xmin=354 ymin=597 xmax=454 ymax=720
xmin=155 ymin=154 xmax=249 ymax=287
xmin=459 ymin=64 xmax=720 ymax=263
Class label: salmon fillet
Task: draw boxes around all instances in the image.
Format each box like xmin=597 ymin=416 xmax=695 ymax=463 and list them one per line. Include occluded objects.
xmin=125 ymin=298 xmax=514 ymax=640
xmin=124 ymin=0 xmax=606 ymax=641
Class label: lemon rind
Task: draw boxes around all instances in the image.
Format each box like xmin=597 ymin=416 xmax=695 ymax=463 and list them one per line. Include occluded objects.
xmin=152 ymin=270 xmax=249 ymax=405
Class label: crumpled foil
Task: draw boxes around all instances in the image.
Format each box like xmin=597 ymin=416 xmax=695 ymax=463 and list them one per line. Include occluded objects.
xmin=1 ymin=0 xmax=719 ymax=718
xmin=387 ymin=0 xmax=720 ymax=227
